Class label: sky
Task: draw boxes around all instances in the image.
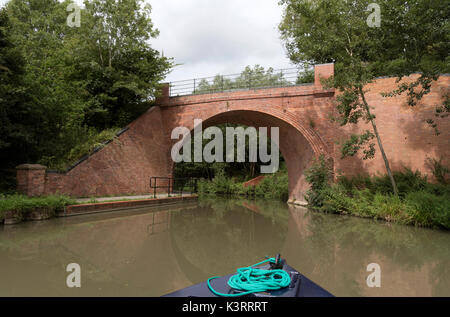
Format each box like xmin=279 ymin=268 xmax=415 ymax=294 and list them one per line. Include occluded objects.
xmin=150 ymin=0 xmax=294 ymax=82
xmin=0 ymin=0 xmax=294 ymax=82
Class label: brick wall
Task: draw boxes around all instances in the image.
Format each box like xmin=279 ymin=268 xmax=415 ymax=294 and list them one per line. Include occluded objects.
xmin=16 ymin=164 xmax=46 ymax=197
xmin=17 ymin=64 xmax=449 ymax=202
xmin=334 ymin=75 xmax=450 ymax=180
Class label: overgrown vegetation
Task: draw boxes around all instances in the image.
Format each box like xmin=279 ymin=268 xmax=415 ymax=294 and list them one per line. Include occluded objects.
xmin=197 ymin=163 xmax=289 ymax=202
xmin=173 ymin=123 xmax=284 ymax=181
xmin=279 ymin=0 xmax=450 ymax=196
xmin=0 ymin=194 xmax=76 ymax=222
xmin=0 ymin=0 xmax=172 ymax=186
xmin=304 ymin=156 xmax=450 ymax=230
xmin=426 ymin=157 xmax=450 ymax=185
xmin=46 ymin=127 xmax=122 ymax=171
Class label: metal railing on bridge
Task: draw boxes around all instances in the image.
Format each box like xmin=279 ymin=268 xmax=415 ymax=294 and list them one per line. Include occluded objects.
xmin=150 ymin=176 xmax=198 ymax=198
xmin=168 ymin=66 xmax=314 ymax=97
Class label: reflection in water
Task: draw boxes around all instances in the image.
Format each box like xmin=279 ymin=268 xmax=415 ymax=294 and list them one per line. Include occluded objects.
xmin=283 ymin=205 xmax=450 ymax=296
xmin=170 ymin=199 xmax=288 ymax=284
xmin=0 ymin=198 xmax=448 ymax=296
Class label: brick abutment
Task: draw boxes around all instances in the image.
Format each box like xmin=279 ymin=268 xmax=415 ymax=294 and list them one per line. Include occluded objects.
xmin=15 ymin=64 xmax=449 ymax=204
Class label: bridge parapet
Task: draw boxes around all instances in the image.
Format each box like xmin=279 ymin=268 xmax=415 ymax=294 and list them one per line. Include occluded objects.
xmin=156 ymin=63 xmax=334 ymax=105
xmin=156 ymin=63 xmax=335 ymax=107
xmin=314 ymin=63 xmax=334 ymax=89
xmin=15 ymin=69 xmax=450 ymax=201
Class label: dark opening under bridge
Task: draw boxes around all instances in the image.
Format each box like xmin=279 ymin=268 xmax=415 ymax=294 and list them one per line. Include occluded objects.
xmin=17 ymin=63 xmax=450 ymax=205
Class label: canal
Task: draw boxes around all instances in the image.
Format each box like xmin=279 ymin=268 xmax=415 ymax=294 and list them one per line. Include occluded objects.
xmin=0 ymin=198 xmax=449 ymax=296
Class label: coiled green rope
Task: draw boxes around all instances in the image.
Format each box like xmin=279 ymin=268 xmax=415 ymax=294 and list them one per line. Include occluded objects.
xmin=207 ymin=257 xmax=291 ymax=297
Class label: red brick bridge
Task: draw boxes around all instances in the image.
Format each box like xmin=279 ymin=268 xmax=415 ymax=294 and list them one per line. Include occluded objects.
xmin=17 ymin=64 xmax=449 ymax=204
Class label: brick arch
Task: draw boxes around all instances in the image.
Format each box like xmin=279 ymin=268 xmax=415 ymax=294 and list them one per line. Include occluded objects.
xmin=21 ymin=65 xmax=449 ymax=201
xmin=175 ymin=105 xmax=330 ymax=157
xmin=168 ymin=106 xmax=331 ymax=203
xmin=17 ymin=64 xmax=338 ymax=199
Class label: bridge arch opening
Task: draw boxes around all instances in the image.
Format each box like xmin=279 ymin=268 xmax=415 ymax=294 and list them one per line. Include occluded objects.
xmin=169 ymin=109 xmax=326 ymax=203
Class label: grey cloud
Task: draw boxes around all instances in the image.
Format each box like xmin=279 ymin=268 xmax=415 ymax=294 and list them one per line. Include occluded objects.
xmin=149 ymin=0 xmax=293 ymax=82
xmin=0 ymin=0 xmax=293 ymax=82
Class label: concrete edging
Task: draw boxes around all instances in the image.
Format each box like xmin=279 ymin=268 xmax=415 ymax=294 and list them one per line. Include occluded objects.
xmin=58 ymin=195 xmax=198 ymax=217
xmin=287 ymin=199 xmax=308 ymax=207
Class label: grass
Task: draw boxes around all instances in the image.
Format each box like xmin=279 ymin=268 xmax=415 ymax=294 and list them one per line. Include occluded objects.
xmin=316 ymin=184 xmax=450 ymax=229
xmin=304 ymin=156 xmax=450 ymax=230
xmin=0 ymin=193 xmax=194 ymax=223
xmin=0 ymin=194 xmax=76 ymax=222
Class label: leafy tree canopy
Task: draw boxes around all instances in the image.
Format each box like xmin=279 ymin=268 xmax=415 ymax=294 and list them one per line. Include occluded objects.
xmin=279 ymin=0 xmax=450 ymax=194
xmin=0 ymin=0 xmax=172 ymax=187
xmin=194 ymin=65 xmax=301 ymax=94
xmin=279 ymin=0 xmax=449 ymax=79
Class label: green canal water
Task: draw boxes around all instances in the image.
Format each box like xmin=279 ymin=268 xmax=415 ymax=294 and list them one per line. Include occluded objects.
xmin=0 ymin=197 xmax=449 ymax=297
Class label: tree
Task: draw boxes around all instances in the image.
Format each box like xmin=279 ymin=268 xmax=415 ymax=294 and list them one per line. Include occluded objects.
xmin=0 ymin=0 xmax=173 ymax=183
xmin=73 ymin=0 xmax=173 ymax=128
xmin=0 ymin=7 xmax=21 ymax=151
xmin=279 ymin=0 xmax=449 ymax=195
xmin=194 ymin=65 xmax=290 ymax=94
xmin=0 ymin=6 xmax=36 ymax=168
xmin=6 ymin=0 xmax=88 ymax=167
xmin=369 ymin=0 xmax=450 ymax=135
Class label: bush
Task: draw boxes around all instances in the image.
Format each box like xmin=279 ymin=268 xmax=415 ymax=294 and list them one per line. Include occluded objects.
xmin=423 ymin=182 xmax=450 ymax=196
xmin=404 ymin=191 xmax=450 ymax=229
xmin=308 ymin=167 xmax=450 ymax=230
xmin=318 ymin=183 xmax=355 ymax=214
xmin=41 ymin=127 xmax=122 ymax=171
xmin=210 ymin=168 xmax=236 ymax=195
xmin=337 ymin=174 xmax=372 ymax=193
xmin=304 ymin=155 xmax=333 ymax=207
xmin=430 ymin=206 xmax=450 ymax=230
xmin=336 ymin=168 xmax=429 ymax=197
xmin=197 ymin=165 xmax=289 ymax=201
xmin=198 ymin=168 xmax=238 ymax=196
xmin=426 ymin=157 xmax=450 ymax=185
xmin=371 ymin=168 xmax=427 ymax=196
xmin=358 ymin=192 xmax=413 ymax=224
xmin=255 ymin=170 xmax=289 ymax=201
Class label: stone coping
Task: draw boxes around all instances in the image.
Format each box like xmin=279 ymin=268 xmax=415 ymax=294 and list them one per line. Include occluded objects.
xmin=16 ymin=164 xmax=46 ymax=170
xmin=2 ymin=195 xmax=198 ymax=225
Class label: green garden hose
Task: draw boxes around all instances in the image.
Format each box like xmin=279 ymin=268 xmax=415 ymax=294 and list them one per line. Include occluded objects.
xmin=207 ymin=257 xmax=291 ymax=297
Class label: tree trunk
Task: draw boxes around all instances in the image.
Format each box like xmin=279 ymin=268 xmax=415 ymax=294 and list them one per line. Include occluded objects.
xmin=359 ymin=87 xmax=399 ymax=196
xmin=250 ymin=162 xmax=256 ymax=178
